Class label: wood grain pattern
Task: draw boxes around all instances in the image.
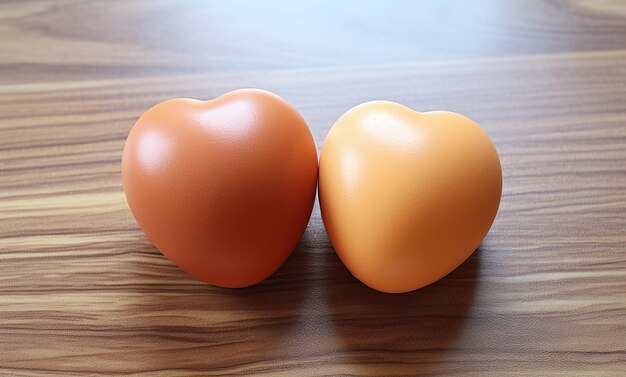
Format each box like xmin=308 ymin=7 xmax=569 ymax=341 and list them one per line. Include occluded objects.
xmin=1 ymin=0 xmax=625 ymax=376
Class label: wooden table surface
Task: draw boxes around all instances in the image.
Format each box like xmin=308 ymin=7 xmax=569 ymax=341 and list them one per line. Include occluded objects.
xmin=1 ymin=1 xmax=625 ymax=376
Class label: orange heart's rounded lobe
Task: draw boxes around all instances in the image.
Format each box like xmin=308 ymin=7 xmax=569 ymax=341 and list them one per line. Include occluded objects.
xmin=319 ymin=101 xmax=502 ymax=293
xmin=122 ymin=89 xmax=318 ymax=288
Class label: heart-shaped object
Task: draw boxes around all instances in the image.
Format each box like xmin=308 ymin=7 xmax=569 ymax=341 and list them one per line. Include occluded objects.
xmin=122 ymin=89 xmax=318 ymax=288
xmin=319 ymin=101 xmax=502 ymax=293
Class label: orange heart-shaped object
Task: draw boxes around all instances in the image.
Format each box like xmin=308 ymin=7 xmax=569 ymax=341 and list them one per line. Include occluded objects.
xmin=122 ymin=89 xmax=318 ymax=288
xmin=319 ymin=101 xmax=502 ymax=293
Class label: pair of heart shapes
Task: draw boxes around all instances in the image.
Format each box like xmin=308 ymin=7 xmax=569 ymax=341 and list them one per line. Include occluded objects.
xmin=122 ymin=89 xmax=502 ymax=294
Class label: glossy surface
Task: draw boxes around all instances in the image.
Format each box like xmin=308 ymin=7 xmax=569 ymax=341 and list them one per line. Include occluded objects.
xmin=320 ymin=102 xmax=502 ymax=293
xmin=122 ymin=89 xmax=318 ymax=288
